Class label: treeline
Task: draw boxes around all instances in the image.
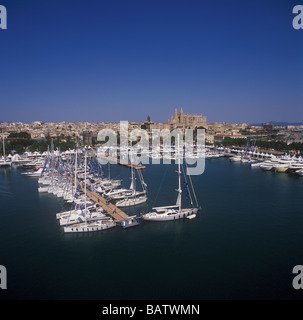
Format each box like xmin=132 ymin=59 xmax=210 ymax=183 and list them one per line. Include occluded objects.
xmin=1 ymin=132 xmax=32 ymax=154
xmin=0 ymin=132 xmax=77 ymax=155
xmin=29 ymin=138 xmax=76 ymax=153
xmin=215 ymin=137 xmax=303 ymax=152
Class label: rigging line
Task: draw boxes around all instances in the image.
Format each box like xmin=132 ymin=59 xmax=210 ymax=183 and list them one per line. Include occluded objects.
xmin=181 ymin=163 xmax=194 ymax=206
xmin=137 ymin=168 xmax=142 ymax=189
xmin=137 ymin=168 xmax=146 ymax=191
xmin=185 ymin=161 xmax=199 ymax=207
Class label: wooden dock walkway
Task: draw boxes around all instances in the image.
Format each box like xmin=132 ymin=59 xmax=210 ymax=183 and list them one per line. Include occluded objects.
xmin=60 ymin=169 xmax=140 ymax=228
xmin=80 ymin=182 xmax=139 ymax=228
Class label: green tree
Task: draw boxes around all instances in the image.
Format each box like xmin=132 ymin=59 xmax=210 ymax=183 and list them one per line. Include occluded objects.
xmin=222 ymin=137 xmax=247 ymax=147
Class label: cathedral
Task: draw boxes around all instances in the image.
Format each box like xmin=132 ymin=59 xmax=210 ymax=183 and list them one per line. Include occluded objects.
xmin=168 ymin=108 xmax=208 ymax=131
xmin=142 ymin=108 xmax=208 ymax=134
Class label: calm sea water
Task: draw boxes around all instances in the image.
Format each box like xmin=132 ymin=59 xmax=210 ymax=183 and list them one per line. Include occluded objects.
xmin=1 ymin=158 xmax=303 ymax=300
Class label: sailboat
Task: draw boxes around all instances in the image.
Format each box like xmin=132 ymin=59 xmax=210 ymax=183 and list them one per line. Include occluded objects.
xmin=142 ymin=135 xmax=199 ymax=221
xmin=115 ymin=150 xmax=148 ymax=207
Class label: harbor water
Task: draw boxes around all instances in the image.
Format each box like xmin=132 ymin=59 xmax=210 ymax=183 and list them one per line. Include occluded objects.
xmin=1 ymin=157 xmax=303 ymax=299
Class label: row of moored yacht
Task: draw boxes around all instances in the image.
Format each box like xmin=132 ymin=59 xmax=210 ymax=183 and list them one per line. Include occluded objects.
xmin=230 ymin=153 xmax=303 ymax=176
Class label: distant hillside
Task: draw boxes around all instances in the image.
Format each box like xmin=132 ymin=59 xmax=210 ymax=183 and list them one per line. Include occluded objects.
xmin=251 ymin=121 xmax=303 ymax=127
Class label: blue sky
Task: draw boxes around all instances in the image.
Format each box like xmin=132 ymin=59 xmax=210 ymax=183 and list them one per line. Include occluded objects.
xmin=0 ymin=0 xmax=302 ymax=124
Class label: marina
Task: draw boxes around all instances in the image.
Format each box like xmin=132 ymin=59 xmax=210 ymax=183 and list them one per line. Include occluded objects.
xmin=10 ymin=141 xmax=202 ymax=235
xmin=8 ymin=141 xmax=302 ymax=237
xmin=1 ymin=154 xmax=303 ymax=300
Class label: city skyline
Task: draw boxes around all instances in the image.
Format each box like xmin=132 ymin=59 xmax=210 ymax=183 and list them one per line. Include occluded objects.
xmin=0 ymin=0 xmax=302 ymax=124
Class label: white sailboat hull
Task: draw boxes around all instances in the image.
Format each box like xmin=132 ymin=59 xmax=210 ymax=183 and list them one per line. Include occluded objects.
xmin=63 ymin=220 xmax=116 ymax=233
xmin=230 ymin=156 xmax=242 ymax=162
xmin=250 ymin=161 xmax=263 ymax=167
xmin=38 ymin=186 xmax=49 ymax=192
xmin=260 ymin=165 xmax=273 ymax=171
xmin=142 ymin=208 xmax=199 ymax=221
xmin=0 ymin=160 xmax=12 ymax=167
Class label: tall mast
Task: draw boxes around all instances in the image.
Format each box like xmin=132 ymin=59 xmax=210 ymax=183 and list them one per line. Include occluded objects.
xmin=2 ymin=130 xmax=5 ymax=159
xmin=74 ymin=149 xmax=78 ymax=195
xmin=129 ymin=148 xmax=135 ymax=192
xmin=51 ymin=138 xmax=54 ymax=189
xmin=176 ymin=134 xmax=182 ymax=212
xmin=84 ymin=150 xmax=87 ymax=223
